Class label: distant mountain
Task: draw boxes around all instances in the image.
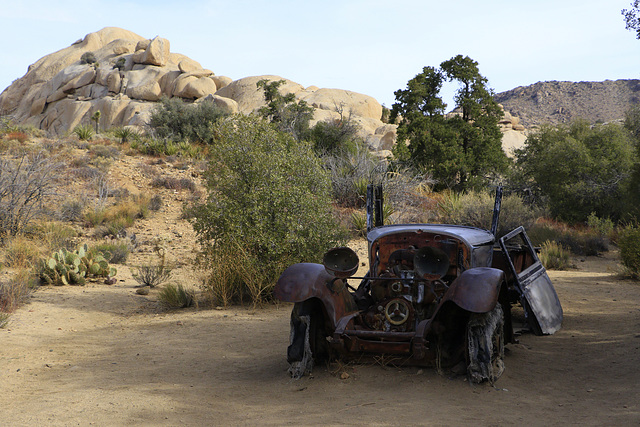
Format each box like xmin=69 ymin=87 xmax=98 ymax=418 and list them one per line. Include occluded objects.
xmin=494 ymin=79 xmax=640 ymax=127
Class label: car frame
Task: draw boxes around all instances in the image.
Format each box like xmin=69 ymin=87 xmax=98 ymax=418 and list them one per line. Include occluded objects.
xmin=275 ymin=185 xmax=563 ymax=383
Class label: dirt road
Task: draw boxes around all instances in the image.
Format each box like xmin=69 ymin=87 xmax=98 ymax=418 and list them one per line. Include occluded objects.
xmin=1 ymin=251 xmax=639 ymax=426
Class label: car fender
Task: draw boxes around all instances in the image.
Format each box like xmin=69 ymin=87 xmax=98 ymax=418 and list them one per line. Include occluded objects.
xmin=440 ymin=267 xmax=504 ymax=313
xmin=275 ymin=263 xmax=358 ymax=327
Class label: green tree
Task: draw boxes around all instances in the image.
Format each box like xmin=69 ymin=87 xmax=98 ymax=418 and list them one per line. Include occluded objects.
xmin=622 ymin=1 xmax=640 ymax=39
xmin=391 ymin=56 xmax=508 ymax=191
xmin=188 ymin=115 xmax=346 ymax=304
xmin=513 ymin=120 xmax=636 ymax=222
xmin=256 ymin=79 xmax=314 ymax=141
xmin=148 ymin=97 xmax=229 ymax=144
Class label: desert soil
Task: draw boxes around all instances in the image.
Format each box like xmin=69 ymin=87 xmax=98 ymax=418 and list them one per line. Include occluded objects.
xmin=1 ymin=151 xmax=640 ymax=426
xmin=1 ymin=249 xmax=639 ymax=426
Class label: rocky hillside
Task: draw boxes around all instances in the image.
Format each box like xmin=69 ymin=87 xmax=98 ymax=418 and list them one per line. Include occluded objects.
xmin=495 ymin=79 xmax=640 ymax=127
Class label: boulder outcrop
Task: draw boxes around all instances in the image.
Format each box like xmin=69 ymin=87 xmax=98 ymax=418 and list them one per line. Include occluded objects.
xmin=0 ymin=27 xmax=522 ymax=155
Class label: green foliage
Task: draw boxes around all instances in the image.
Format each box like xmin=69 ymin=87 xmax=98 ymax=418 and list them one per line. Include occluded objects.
xmin=256 ymin=79 xmax=314 ymax=141
xmin=148 ymin=97 xmax=229 ymax=144
xmin=114 ymin=57 xmax=126 ymax=70
xmin=91 ymin=241 xmax=130 ymax=264
xmin=539 ymin=240 xmax=571 ymax=270
xmin=618 ymin=224 xmax=640 ymax=278
xmin=438 ymin=190 xmax=542 ymax=239
xmin=308 ymin=117 xmax=363 ymax=154
xmin=38 ymin=244 xmax=117 ymax=286
xmin=622 ymin=1 xmax=640 ymax=39
xmin=91 ymin=111 xmax=101 ymax=134
xmin=188 ymin=115 xmax=347 ymax=305
xmin=527 ymin=220 xmax=608 ymax=256
xmin=73 ymin=125 xmax=94 ymax=141
xmin=111 ymin=126 xmax=140 ymax=144
xmin=80 ymin=52 xmax=97 ymax=64
xmin=391 ymin=56 xmax=508 ymax=191
xmin=587 ymin=212 xmax=614 ymax=237
xmin=513 ymin=120 xmax=636 ymax=223
xmin=158 ymin=284 xmax=194 ymax=308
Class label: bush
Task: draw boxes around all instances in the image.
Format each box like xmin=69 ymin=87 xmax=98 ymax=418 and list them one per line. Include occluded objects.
xmin=618 ymin=224 xmax=640 ymax=278
xmin=111 ymin=126 xmax=140 ymax=144
xmin=513 ymin=120 xmax=636 ymax=223
xmin=158 ymin=284 xmax=194 ymax=308
xmin=148 ymin=97 xmax=229 ymax=144
xmin=0 ymin=269 xmax=36 ymax=313
xmin=151 ymin=176 xmax=196 ymax=191
xmin=438 ymin=189 xmax=543 ymax=239
xmin=527 ymin=219 xmax=608 ymax=256
xmin=308 ymin=116 xmax=363 ymax=155
xmin=73 ymin=125 xmax=94 ymax=141
xmin=91 ymin=241 xmax=130 ymax=264
xmin=0 ymin=152 xmax=62 ymax=237
xmin=539 ymin=240 xmax=571 ymax=270
xmin=3 ymin=236 xmax=42 ymax=268
xmin=189 ymin=115 xmax=347 ymax=305
xmin=80 ymin=52 xmax=96 ymax=64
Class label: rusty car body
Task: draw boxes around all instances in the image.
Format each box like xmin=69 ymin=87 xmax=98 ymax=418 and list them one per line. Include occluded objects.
xmin=275 ymin=185 xmax=563 ymax=383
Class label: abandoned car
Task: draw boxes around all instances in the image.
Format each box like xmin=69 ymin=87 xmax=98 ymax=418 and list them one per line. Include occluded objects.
xmin=275 ymin=185 xmax=563 ymax=383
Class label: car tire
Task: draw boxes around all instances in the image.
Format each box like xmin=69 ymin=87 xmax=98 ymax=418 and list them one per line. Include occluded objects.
xmin=466 ymin=303 xmax=505 ymax=383
xmin=286 ymin=301 xmax=330 ymax=379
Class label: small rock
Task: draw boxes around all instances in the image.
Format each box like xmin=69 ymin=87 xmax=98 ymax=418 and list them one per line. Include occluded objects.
xmin=340 ymin=372 xmax=350 ymax=380
xmin=136 ymin=286 xmax=150 ymax=295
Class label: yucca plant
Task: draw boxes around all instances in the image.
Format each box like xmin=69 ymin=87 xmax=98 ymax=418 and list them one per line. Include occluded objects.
xmin=73 ymin=125 xmax=94 ymax=141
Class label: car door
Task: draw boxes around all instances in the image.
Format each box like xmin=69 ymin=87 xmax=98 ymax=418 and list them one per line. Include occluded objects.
xmin=499 ymin=226 xmax=563 ymax=335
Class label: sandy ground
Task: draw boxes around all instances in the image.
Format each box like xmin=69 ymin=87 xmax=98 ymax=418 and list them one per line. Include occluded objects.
xmin=1 ymin=249 xmax=639 ymax=426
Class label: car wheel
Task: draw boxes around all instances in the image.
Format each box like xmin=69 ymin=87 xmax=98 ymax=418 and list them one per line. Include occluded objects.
xmin=466 ymin=303 xmax=505 ymax=384
xmin=286 ymin=301 xmax=329 ymax=378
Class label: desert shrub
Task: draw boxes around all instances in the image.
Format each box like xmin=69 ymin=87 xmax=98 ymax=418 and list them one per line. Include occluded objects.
xmin=151 ymin=176 xmax=196 ymax=191
xmin=91 ymin=241 xmax=130 ymax=264
xmin=80 ymin=52 xmax=96 ymax=64
xmin=308 ymin=116 xmax=363 ymax=155
xmin=189 ymin=115 xmax=347 ymax=306
xmin=617 ymin=224 xmax=640 ymax=278
xmin=527 ymin=219 xmax=608 ymax=256
xmin=149 ymin=194 xmax=163 ymax=211
xmin=73 ymin=125 xmax=94 ymax=141
xmin=438 ymin=190 xmax=542 ymax=239
xmin=148 ymin=97 xmax=229 ymax=144
xmin=133 ymin=260 xmax=171 ymax=288
xmin=27 ymin=221 xmax=78 ymax=252
xmin=3 ymin=236 xmax=42 ymax=268
xmin=0 ymin=152 xmax=62 ymax=237
xmin=89 ymin=143 xmax=120 ymax=160
xmin=322 ymin=145 xmax=431 ymax=219
xmin=158 ymin=283 xmax=194 ymax=308
xmin=84 ymin=194 xmax=150 ymax=236
xmin=58 ymin=199 xmax=86 ymax=222
xmin=586 ymin=212 xmax=615 ymax=238
xmin=114 ymin=57 xmax=126 ymax=70
xmin=0 ymin=269 xmax=36 ymax=313
xmin=539 ymin=240 xmax=571 ymax=270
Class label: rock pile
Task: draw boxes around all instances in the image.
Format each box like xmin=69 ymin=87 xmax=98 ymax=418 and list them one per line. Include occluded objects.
xmin=0 ymin=27 xmax=395 ymax=153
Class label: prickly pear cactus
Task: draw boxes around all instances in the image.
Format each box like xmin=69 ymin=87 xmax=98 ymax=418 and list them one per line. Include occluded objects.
xmin=39 ymin=244 xmax=117 ymax=286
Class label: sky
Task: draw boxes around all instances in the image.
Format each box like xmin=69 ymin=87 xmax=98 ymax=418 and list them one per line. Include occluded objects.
xmin=0 ymin=0 xmax=638 ymax=110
